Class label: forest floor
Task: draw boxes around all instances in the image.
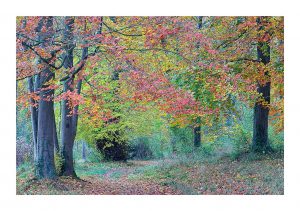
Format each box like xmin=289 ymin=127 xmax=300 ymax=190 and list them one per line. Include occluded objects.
xmin=16 ymin=152 xmax=284 ymax=195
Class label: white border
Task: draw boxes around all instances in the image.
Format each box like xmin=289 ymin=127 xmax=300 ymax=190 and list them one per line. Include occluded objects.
xmin=1 ymin=0 xmax=300 ymax=211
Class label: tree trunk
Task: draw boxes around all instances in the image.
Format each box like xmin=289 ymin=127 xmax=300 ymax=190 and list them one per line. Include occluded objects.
xmin=82 ymin=141 xmax=86 ymax=161
xmin=197 ymin=16 xmax=203 ymax=29
xmin=226 ymin=94 xmax=236 ymax=127
xmin=60 ymin=17 xmax=90 ymax=176
xmin=194 ymin=117 xmax=201 ymax=147
xmin=252 ymin=17 xmax=271 ymax=152
xmin=58 ymin=100 xmax=61 ymax=140
xmin=60 ymin=16 xmax=76 ymax=177
xmin=36 ymin=67 xmax=56 ymax=179
xmin=193 ymin=16 xmax=203 ymax=148
xmin=34 ymin=16 xmax=57 ymax=179
xmin=61 ymin=77 xmax=76 ymax=176
xmin=171 ymin=133 xmax=177 ymax=154
xmin=22 ymin=17 xmax=39 ymax=164
xmin=27 ymin=76 xmax=38 ymax=163
xmin=53 ymin=115 xmax=59 ymax=153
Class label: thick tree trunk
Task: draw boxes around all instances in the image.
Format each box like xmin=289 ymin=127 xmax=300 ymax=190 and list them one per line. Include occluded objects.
xmin=61 ymin=86 xmax=76 ymax=176
xmin=34 ymin=17 xmax=57 ymax=179
xmin=36 ymin=67 xmax=56 ymax=179
xmin=252 ymin=17 xmax=271 ymax=152
xmin=252 ymin=82 xmax=271 ymax=152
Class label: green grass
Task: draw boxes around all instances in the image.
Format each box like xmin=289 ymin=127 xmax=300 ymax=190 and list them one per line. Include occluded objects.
xmin=75 ymin=162 xmax=109 ymax=177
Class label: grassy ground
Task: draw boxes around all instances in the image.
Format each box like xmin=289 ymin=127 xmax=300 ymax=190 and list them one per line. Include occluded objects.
xmin=16 ymin=152 xmax=283 ymax=195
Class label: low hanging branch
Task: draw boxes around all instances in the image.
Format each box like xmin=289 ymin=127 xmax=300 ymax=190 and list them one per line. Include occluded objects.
xmin=21 ymin=41 xmax=66 ymax=70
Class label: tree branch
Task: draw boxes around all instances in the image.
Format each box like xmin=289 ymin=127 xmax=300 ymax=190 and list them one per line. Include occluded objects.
xmin=21 ymin=41 xmax=64 ymax=70
xmin=102 ymin=21 xmax=144 ymax=37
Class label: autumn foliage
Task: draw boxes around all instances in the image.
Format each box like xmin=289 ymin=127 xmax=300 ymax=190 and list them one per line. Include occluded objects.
xmin=16 ymin=16 xmax=284 ymax=180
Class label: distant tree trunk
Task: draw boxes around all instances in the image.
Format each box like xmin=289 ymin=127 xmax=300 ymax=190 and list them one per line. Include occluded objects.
xmin=197 ymin=16 xmax=203 ymax=29
xmin=22 ymin=17 xmax=39 ymax=164
xmin=60 ymin=17 xmax=76 ymax=177
xmin=194 ymin=117 xmax=201 ymax=147
xmin=194 ymin=16 xmax=203 ymax=148
xmin=27 ymin=77 xmax=38 ymax=163
xmin=53 ymin=116 xmax=59 ymax=153
xmin=82 ymin=141 xmax=86 ymax=161
xmin=33 ymin=74 xmax=41 ymax=162
xmin=252 ymin=17 xmax=271 ymax=152
xmin=226 ymin=94 xmax=236 ymax=127
xmin=58 ymin=100 xmax=61 ymax=140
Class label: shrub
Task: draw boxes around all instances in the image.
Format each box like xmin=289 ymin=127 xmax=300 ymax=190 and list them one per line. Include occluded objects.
xmin=232 ymin=126 xmax=251 ymax=153
xmin=95 ymin=130 xmax=129 ymax=161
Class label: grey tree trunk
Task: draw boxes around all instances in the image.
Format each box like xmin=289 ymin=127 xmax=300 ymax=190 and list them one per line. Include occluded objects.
xmin=252 ymin=17 xmax=271 ymax=152
xmin=34 ymin=17 xmax=57 ymax=179
xmin=61 ymin=79 xmax=76 ymax=176
xmin=60 ymin=17 xmax=76 ymax=176
xmin=36 ymin=67 xmax=56 ymax=179
xmin=60 ymin=18 xmax=98 ymax=175
xmin=27 ymin=77 xmax=38 ymax=163
xmin=53 ymin=115 xmax=59 ymax=153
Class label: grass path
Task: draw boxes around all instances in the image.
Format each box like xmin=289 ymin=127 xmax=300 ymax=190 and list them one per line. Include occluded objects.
xmin=16 ymin=153 xmax=284 ymax=195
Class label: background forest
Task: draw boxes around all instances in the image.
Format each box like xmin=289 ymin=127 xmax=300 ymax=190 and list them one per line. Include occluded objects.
xmin=16 ymin=16 xmax=284 ymax=195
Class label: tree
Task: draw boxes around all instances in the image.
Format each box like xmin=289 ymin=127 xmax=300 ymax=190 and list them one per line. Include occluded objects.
xmin=17 ymin=16 xmax=90 ymax=178
xmin=35 ymin=17 xmax=57 ymax=179
xmin=202 ymin=16 xmax=283 ymax=152
xmin=193 ymin=16 xmax=203 ymax=148
xmin=60 ymin=16 xmax=77 ymax=176
xmin=252 ymin=17 xmax=272 ymax=152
